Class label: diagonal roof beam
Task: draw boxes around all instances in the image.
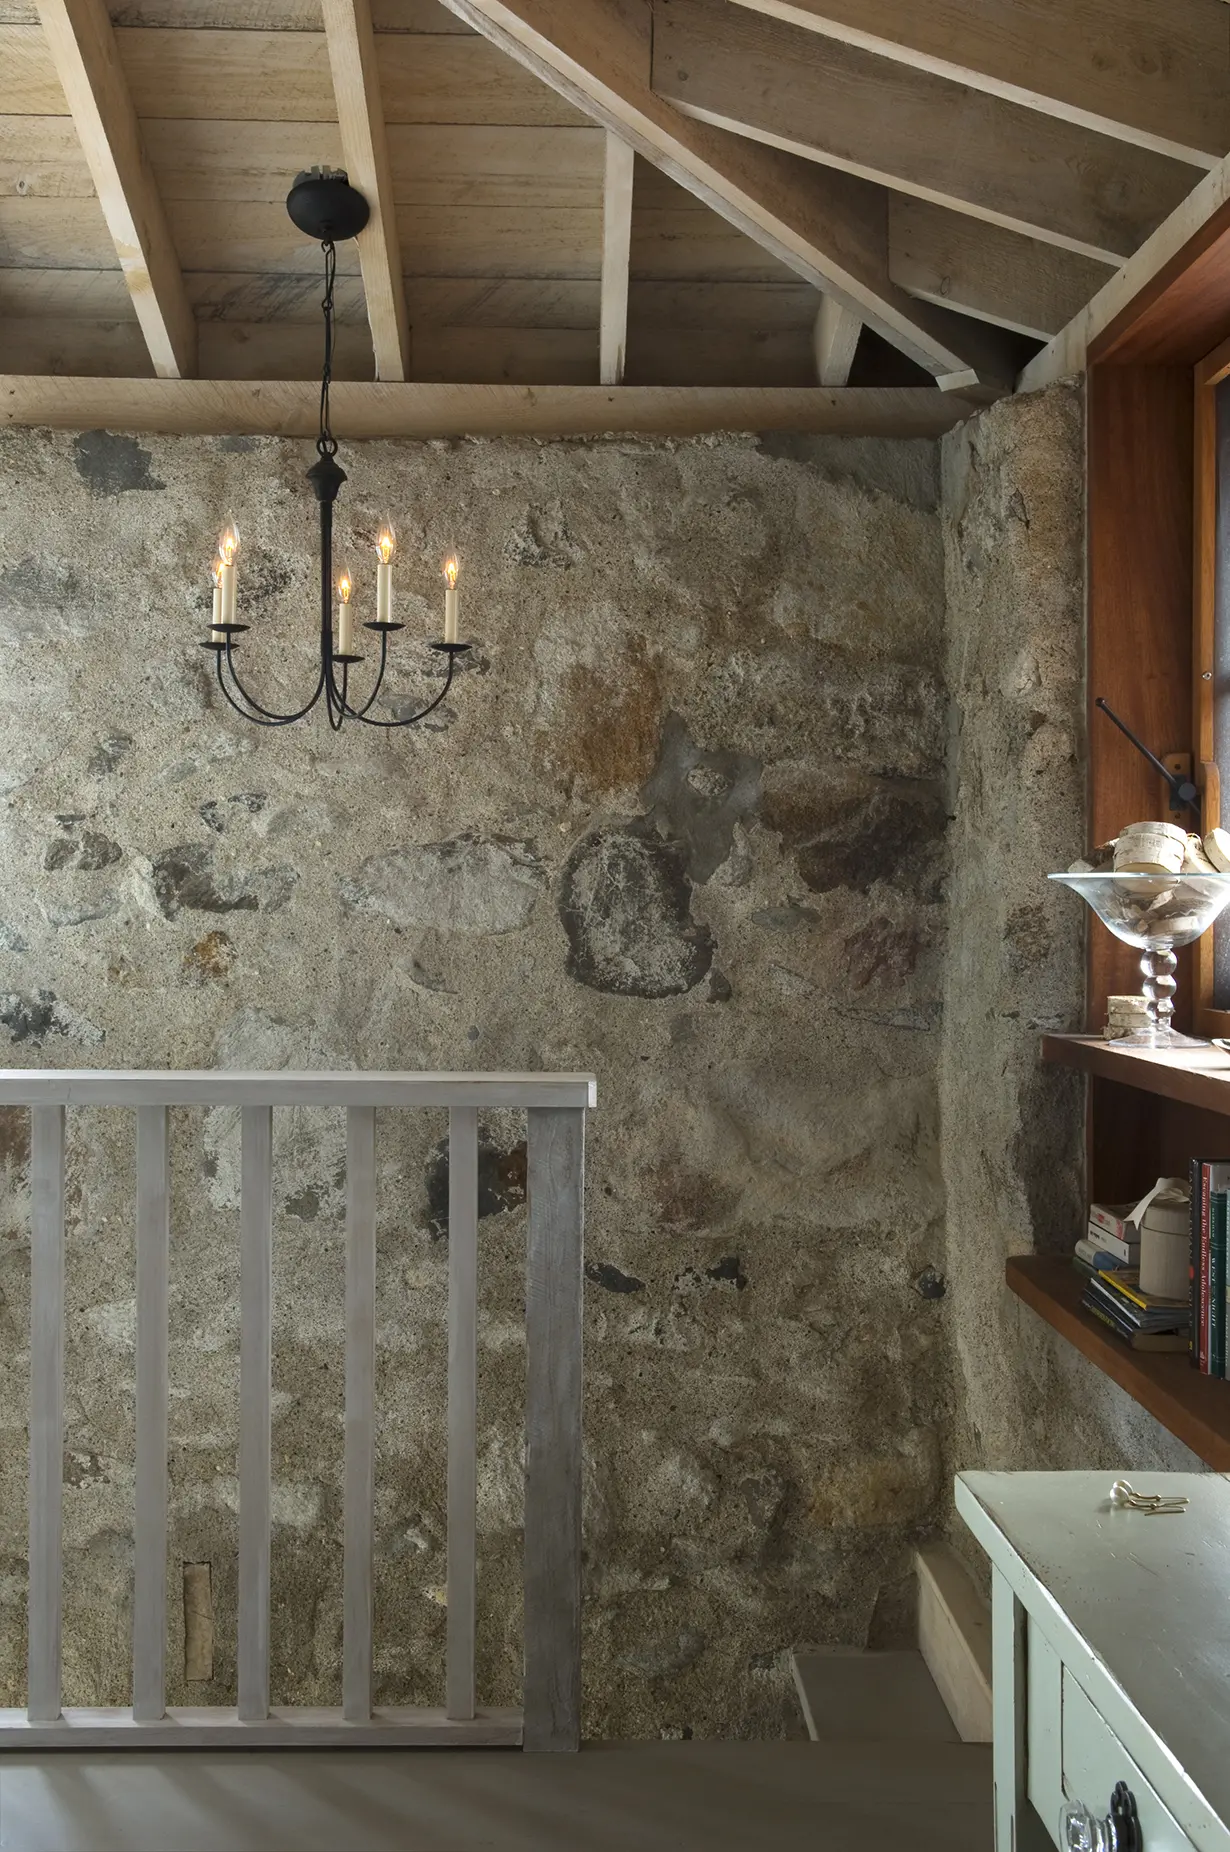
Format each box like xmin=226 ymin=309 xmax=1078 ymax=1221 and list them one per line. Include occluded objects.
xmin=653 ymin=0 xmax=1197 ymax=266
xmin=322 ymin=0 xmax=411 ymax=382
xmin=35 ymin=0 xmax=196 ymax=379
xmin=436 ymin=0 xmax=1016 ymax=392
xmin=727 ymin=0 xmax=1230 ymax=171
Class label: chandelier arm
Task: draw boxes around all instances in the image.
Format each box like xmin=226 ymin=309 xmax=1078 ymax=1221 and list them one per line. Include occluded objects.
xmin=222 ymin=638 xmax=326 ymax=724
xmin=327 ymin=660 xmax=348 ymax=731
xmin=344 ymin=650 xmax=459 ymax=728
xmin=216 ymin=651 xmax=322 ymax=727
xmin=330 ymin=628 xmax=390 ymax=720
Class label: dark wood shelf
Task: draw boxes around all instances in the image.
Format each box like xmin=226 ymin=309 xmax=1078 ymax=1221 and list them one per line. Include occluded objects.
xmin=1007 ymin=1255 xmax=1230 ymax=1468
xmin=1042 ymin=1034 xmax=1230 ymax=1117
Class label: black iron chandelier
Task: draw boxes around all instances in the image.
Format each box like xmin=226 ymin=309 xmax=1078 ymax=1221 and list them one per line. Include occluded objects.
xmin=202 ymin=167 xmax=469 ymax=732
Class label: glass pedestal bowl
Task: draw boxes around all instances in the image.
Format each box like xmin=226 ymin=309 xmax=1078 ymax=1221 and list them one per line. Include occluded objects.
xmin=1049 ymin=872 xmax=1230 ymax=1047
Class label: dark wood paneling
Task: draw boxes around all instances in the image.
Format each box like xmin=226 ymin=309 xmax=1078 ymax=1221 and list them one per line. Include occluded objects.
xmin=1044 ymin=1034 xmax=1230 ymax=1117
xmin=1007 ymin=1256 xmax=1230 ymax=1468
xmin=1087 ymin=363 xmax=1194 ymax=1021
xmin=1091 ymin=200 xmax=1230 ymax=368
xmin=1089 ymin=1077 xmax=1230 ymax=1203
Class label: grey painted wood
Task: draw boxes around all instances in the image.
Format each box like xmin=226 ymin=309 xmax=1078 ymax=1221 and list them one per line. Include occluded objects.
xmin=0 ymin=1071 xmax=597 ymax=1109
xmin=959 ymin=1471 xmax=1230 ymax=1849
xmin=238 ymin=1106 xmax=272 ymax=1724
xmin=790 ymin=1649 xmax=957 ymax=1744
xmin=0 ymin=1739 xmax=992 ymax=1849
xmin=523 ymin=1107 xmax=585 ymax=1753
xmin=133 ymin=1105 xmax=170 ymax=1724
xmin=0 ymin=1706 xmax=524 ymax=1748
xmin=27 ymin=1104 xmax=65 ymax=1725
xmin=343 ymin=1106 xmax=376 ymax=1725
xmin=446 ymin=1105 xmax=478 ymax=1722
xmin=990 ymin=1566 xmax=1026 ymax=1852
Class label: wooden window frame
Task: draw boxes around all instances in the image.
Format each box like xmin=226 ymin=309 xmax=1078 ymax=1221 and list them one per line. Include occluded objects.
xmin=1194 ymin=333 xmax=1230 ymax=1039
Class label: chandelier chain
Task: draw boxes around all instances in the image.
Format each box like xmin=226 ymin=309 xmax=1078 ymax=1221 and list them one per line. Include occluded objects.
xmin=317 ymin=238 xmax=339 ymax=459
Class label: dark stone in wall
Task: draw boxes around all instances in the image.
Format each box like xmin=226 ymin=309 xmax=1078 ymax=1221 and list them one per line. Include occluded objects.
xmin=151 ymin=843 xmax=297 ymax=918
xmin=585 ymin=1261 xmax=645 ymax=1294
xmin=424 ymin=1135 xmax=528 ymax=1240
xmin=0 ymin=990 xmax=58 ymax=1042
xmin=86 ymin=733 xmax=133 ymax=776
xmin=44 ymin=830 xmax=122 ymax=872
xmin=558 ymin=818 xmax=714 ymax=998
xmin=788 ymin=786 xmax=946 ymax=899
xmin=641 ymin=711 xmax=761 ymax=884
xmin=72 ymin=431 xmax=164 ymax=496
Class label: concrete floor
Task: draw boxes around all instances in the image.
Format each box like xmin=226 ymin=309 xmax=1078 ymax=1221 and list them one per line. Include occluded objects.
xmin=0 ymin=1737 xmax=992 ymax=1851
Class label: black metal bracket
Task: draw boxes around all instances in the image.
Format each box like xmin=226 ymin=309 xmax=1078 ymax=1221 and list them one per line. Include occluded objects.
xmin=1095 ymin=696 xmax=1202 ymax=823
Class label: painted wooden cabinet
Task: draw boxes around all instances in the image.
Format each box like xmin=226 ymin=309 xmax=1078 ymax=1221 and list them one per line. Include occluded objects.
xmin=958 ymin=1473 xmax=1230 ymax=1852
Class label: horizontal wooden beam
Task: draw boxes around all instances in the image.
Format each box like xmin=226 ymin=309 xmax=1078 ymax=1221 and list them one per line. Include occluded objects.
xmin=652 ymin=0 xmax=1197 ymax=264
xmin=437 ymin=0 xmax=1015 ymax=389
xmin=1019 ymin=150 xmax=1230 ymax=388
xmin=888 ymin=197 xmax=1114 ymax=340
xmin=0 ymin=375 xmax=978 ymax=437
xmin=725 ymin=0 xmax=1230 ymax=170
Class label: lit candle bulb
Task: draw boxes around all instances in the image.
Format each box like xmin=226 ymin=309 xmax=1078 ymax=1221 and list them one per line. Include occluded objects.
xmin=336 ymin=566 xmax=354 ymax=657
xmin=217 ymin=520 xmax=240 ymax=626
xmin=209 ymin=558 xmax=224 ymax=642
xmin=443 ymin=554 xmax=459 ymax=644
xmin=375 ymin=520 xmax=396 ymax=623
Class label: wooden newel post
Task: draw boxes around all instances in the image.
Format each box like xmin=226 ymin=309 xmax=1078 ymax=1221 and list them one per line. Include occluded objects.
xmin=523 ymin=1106 xmax=585 ymax=1752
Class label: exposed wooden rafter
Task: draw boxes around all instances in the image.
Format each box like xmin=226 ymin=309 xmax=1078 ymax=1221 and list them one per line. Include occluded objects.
xmin=651 ymin=0 xmax=1197 ymax=264
xmin=599 ymin=133 xmax=634 ymax=385
xmin=322 ymin=0 xmax=411 ymax=381
xmin=435 ymin=0 xmax=1016 ymax=391
xmin=812 ymin=295 xmax=859 ymax=385
xmin=1020 ymin=148 xmax=1230 ymax=391
xmin=887 ymin=197 xmax=1114 ymax=341
xmin=725 ymin=0 xmax=1230 ymax=171
xmin=0 ymin=378 xmax=979 ymax=439
xmin=33 ymin=0 xmax=196 ymax=379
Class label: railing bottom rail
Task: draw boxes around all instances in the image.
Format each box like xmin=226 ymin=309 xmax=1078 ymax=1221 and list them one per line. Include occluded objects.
xmin=0 ymin=1706 xmax=524 ymax=1749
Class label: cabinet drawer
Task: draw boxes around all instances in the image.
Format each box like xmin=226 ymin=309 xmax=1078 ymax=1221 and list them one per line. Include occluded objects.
xmin=1062 ymin=1672 xmax=1195 ymax=1851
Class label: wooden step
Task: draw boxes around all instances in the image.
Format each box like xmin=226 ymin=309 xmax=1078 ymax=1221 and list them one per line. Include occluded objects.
xmin=790 ymin=1647 xmax=959 ymax=1744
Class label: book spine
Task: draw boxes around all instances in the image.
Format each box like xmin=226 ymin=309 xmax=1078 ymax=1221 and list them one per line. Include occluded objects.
xmin=1085 ymin=1224 xmax=1139 ymax=1264
xmin=1185 ymin=1155 xmax=1192 ymax=1363
xmin=1090 ymin=1204 xmax=1132 ymax=1240
xmin=1203 ymin=1162 xmax=1212 ymax=1374
xmin=1216 ymin=1194 xmax=1228 ymax=1380
xmin=1083 ymin=1298 xmax=1136 ymax=1346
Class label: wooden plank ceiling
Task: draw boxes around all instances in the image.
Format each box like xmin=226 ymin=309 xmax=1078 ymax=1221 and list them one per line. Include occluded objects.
xmin=0 ymin=0 xmax=1223 ymax=398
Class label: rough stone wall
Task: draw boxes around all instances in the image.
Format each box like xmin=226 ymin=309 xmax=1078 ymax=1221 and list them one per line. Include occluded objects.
xmin=0 ymin=425 xmax=953 ymax=1738
xmin=939 ymin=383 xmax=1203 ymax=1488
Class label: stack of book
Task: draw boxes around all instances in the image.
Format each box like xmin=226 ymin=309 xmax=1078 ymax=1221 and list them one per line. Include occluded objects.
xmin=1074 ymin=1202 xmax=1188 ymax=1352
xmin=1189 ymin=1159 xmax=1230 ymax=1377
xmin=1080 ymin=1268 xmax=1190 ymax=1352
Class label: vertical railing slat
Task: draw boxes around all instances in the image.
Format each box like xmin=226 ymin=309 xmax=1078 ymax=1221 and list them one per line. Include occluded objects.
xmin=28 ymin=1104 xmax=66 ymax=1725
xmin=238 ymin=1104 xmax=272 ymax=1723
xmin=133 ymin=1104 xmax=170 ymax=1722
xmin=523 ymin=1106 xmax=585 ymax=1752
xmin=446 ymin=1104 xmax=479 ymax=1721
xmin=343 ymin=1105 xmax=377 ymax=1723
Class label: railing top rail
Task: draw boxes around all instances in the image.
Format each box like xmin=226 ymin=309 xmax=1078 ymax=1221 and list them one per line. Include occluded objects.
xmin=0 ymin=1071 xmax=597 ymax=1109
